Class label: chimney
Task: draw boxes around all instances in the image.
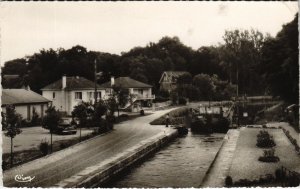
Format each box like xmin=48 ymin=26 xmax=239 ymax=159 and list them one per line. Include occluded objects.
xmin=111 ymin=76 xmax=115 ymax=86
xmin=62 ymin=75 xmax=67 ymax=89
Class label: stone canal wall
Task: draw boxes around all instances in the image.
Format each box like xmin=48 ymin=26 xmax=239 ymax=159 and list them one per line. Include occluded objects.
xmin=54 ymin=129 xmax=178 ymax=188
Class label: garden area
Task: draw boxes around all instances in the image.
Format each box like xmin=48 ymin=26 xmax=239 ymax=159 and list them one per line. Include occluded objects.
xmin=227 ymin=127 xmax=300 ymax=186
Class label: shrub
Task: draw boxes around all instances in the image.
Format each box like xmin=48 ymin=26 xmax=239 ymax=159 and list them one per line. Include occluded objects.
xmin=20 ymin=119 xmax=31 ymax=127
xmin=60 ymin=143 xmax=67 ymax=149
xmin=275 ymin=168 xmax=284 ymax=180
xmin=178 ymin=97 xmax=187 ymax=105
xmin=256 ymin=130 xmax=276 ymax=148
xmin=225 ymin=176 xmax=233 ymax=186
xmin=258 ymin=149 xmax=280 ymax=163
xmin=154 ymin=96 xmax=169 ymax=103
xmin=39 ymin=140 xmax=49 ymax=156
xmin=31 ymin=108 xmax=41 ymax=126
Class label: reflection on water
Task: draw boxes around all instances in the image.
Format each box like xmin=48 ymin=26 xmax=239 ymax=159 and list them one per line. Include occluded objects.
xmin=110 ymin=132 xmax=224 ymax=188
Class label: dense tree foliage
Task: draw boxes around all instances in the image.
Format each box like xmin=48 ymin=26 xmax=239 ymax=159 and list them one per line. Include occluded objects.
xmin=2 ymin=13 xmax=297 ymax=103
xmin=260 ymin=14 xmax=298 ymax=104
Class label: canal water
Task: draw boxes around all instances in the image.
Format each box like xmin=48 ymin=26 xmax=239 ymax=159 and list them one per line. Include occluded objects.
xmin=108 ymin=132 xmax=225 ymax=188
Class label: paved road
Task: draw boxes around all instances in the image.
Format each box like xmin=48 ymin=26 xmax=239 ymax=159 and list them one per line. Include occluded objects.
xmin=3 ymin=108 xmax=177 ymax=187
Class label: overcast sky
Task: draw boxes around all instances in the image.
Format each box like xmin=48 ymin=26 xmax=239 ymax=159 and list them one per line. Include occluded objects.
xmin=0 ymin=1 xmax=298 ymax=65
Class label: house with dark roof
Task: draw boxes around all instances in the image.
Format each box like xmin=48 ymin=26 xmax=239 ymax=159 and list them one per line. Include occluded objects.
xmin=159 ymin=71 xmax=189 ymax=92
xmin=100 ymin=77 xmax=155 ymax=111
xmin=41 ymin=75 xmax=104 ymax=115
xmin=2 ymin=89 xmax=51 ymax=120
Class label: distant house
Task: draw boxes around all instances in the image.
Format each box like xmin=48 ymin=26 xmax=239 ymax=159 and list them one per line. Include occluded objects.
xmin=41 ymin=75 xmax=104 ymax=115
xmin=159 ymin=71 xmax=189 ymax=92
xmin=99 ymin=76 xmax=155 ymax=111
xmin=2 ymin=89 xmax=51 ymax=120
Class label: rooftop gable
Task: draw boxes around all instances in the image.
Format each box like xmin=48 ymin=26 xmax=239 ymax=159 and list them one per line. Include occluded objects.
xmin=99 ymin=77 xmax=152 ymax=88
xmin=159 ymin=71 xmax=189 ymax=83
xmin=41 ymin=76 xmax=103 ymax=91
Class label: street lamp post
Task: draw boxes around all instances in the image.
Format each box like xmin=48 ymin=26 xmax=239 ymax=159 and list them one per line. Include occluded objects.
xmin=94 ymin=59 xmax=97 ymax=106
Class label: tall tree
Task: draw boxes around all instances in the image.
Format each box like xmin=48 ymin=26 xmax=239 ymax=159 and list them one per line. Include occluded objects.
xmin=261 ymin=14 xmax=298 ymax=104
xmin=2 ymin=105 xmax=22 ymax=168
xmin=42 ymin=106 xmax=61 ymax=152
xmin=220 ymin=29 xmax=270 ymax=95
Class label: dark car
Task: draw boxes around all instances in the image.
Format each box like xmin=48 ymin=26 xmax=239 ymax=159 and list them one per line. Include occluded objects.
xmin=54 ymin=118 xmax=77 ymax=135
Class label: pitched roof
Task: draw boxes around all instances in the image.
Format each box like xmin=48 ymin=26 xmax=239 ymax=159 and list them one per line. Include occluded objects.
xmin=159 ymin=71 xmax=189 ymax=83
xmin=99 ymin=77 xmax=152 ymax=88
xmin=41 ymin=76 xmax=103 ymax=91
xmin=2 ymin=89 xmax=51 ymax=105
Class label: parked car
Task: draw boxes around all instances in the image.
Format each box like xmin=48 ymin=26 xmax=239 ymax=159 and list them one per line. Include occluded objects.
xmin=54 ymin=117 xmax=77 ymax=135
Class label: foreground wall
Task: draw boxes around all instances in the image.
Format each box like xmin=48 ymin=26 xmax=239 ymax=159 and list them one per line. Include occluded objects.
xmin=54 ymin=129 xmax=178 ymax=188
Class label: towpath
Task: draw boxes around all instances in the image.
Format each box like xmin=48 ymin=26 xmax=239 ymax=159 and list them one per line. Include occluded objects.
xmin=3 ymin=108 xmax=177 ymax=187
xmin=201 ymin=129 xmax=240 ymax=187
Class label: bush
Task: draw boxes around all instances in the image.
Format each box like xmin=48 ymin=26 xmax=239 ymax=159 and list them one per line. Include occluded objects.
xmin=258 ymin=149 xmax=280 ymax=162
xmin=20 ymin=119 xmax=31 ymax=127
xmin=157 ymin=89 xmax=170 ymax=98
xmin=225 ymin=176 xmax=233 ymax=186
xmin=178 ymin=97 xmax=187 ymax=105
xmin=256 ymin=130 xmax=276 ymax=148
xmin=154 ymin=96 xmax=169 ymax=103
xmin=275 ymin=168 xmax=285 ymax=180
xmin=39 ymin=140 xmax=49 ymax=156
xmin=59 ymin=143 xmax=67 ymax=149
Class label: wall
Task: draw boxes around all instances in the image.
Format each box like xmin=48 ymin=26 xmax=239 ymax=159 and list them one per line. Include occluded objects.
xmin=69 ymin=89 xmax=106 ymax=115
xmin=43 ymin=90 xmax=106 ymax=115
xmin=55 ymin=129 xmax=178 ymax=188
xmin=2 ymin=103 xmax=49 ymax=121
xmin=42 ymin=90 xmax=64 ymax=111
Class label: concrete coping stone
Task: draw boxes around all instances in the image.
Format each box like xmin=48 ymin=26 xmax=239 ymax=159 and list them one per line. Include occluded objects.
xmin=54 ymin=129 xmax=178 ymax=187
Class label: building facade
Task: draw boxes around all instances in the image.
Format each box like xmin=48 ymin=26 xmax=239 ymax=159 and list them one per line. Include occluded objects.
xmin=100 ymin=77 xmax=155 ymax=112
xmin=41 ymin=76 xmax=105 ymax=115
xmin=159 ymin=71 xmax=189 ymax=92
xmin=2 ymin=89 xmax=51 ymax=120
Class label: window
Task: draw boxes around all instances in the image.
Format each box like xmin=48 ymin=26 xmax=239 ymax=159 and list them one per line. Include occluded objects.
xmin=52 ymin=92 xmax=55 ymax=99
xmin=88 ymin=92 xmax=93 ymax=99
xmin=97 ymin=92 xmax=101 ymax=99
xmin=88 ymin=92 xmax=101 ymax=99
xmin=75 ymin=92 xmax=82 ymax=99
xmin=137 ymin=89 xmax=143 ymax=94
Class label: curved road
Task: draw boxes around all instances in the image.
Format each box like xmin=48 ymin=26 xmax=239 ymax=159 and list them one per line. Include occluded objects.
xmin=3 ymin=108 xmax=177 ymax=187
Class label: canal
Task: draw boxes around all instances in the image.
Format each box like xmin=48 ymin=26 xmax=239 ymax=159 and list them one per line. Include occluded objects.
xmin=107 ymin=131 xmax=225 ymax=188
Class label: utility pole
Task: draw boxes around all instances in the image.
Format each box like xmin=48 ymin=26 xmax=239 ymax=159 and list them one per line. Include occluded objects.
xmin=94 ymin=59 xmax=97 ymax=106
xmin=236 ymin=62 xmax=240 ymax=127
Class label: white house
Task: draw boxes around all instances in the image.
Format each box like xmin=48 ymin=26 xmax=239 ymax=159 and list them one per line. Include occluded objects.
xmin=41 ymin=76 xmax=105 ymax=115
xmin=99 ymin=76 xmax=155 ymax=111
xmin=2 ymin=88 xmax=51 ymax=120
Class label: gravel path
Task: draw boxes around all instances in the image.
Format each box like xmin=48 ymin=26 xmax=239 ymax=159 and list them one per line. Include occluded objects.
xmin=3 ymin=108 xmax=178 ymax=187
